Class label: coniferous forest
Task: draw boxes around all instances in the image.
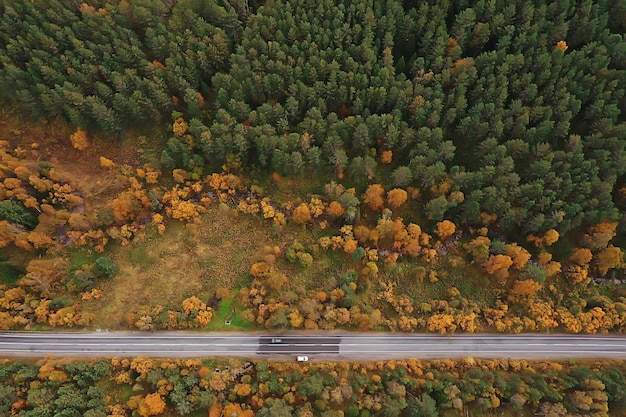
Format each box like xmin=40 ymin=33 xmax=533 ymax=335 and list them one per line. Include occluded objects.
xmin=1 ymin=0 xmax=626 ymax=416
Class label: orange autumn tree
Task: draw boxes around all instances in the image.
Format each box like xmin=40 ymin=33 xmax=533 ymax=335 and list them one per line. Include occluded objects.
xmin=237 ymin=383 xmax=252 ymax=397
xmin=181 ymin=296 xmax=213 ymax=327
xmin=380 ymin=150 xmax=393 ymax=164
xmin=128 ymin=393 xmax=166 ymax=417
xmin=570 ymin=248 xmax=593 ymax=266
xmin=99 ymin=156 xmax=115 ymax=169
xmin=292 ymin=203 xmax=312 ymax=226
xmin=483 ymin=254 xmax=513 ymax=280
xmin=527 ymin=228 xmax=559 ymax=248
xmin=209 ymin=404 xmax=223 ymax=417
xmin=465 ymin=236 xmax=491 ymax=264
xmin=364 ymin=184 xmax=385 ymax=211
xmin=326 ymin=201 xmax=345 ymax=217
xmin=509 ymin=279 xmax=542 ymax=298
xmin=584 ymin=221 xmax=618 ymax=250
xmin=112 ymin=193 xmax=140 ymax=224
xmin=224 ymin=403 xmax=254 ymax=417
xmin=555 ymin=40 xmax=568 ymax=51
xmin=565 ymin=248 xmax=593 ymax=284
xmin=435 ymin=220 xmax=456 ymax=241
xmin=564 ymin=264 xmax=589 ymax=284
xmin=387 ymin=188 xmax=408 ymax=209
xmin=505 ymin=243 xmax=532 ymax=270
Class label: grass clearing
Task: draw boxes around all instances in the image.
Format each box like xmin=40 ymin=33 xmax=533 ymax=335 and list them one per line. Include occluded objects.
xmin=391 ymin=253 xmax=497 ymax=307
xmin=84 ymin=205 xmax=282 ymax=328
xmin=208 ymin=292 xmax=252 ymax=331
xmin=128 ymin=245 xmax=158 ymax=268
xmin=66 ymin=247 xmax=99 ymax=271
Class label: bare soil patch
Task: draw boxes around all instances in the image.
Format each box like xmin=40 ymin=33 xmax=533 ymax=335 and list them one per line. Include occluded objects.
xmin=0 ymin=107 xmax=143 ymax=212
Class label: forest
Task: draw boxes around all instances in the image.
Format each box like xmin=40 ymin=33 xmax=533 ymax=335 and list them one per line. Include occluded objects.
xmin=2 ymin=356 xmax=626 ymax=417
xmin=1 ymin=0 xmax=626 ymax=415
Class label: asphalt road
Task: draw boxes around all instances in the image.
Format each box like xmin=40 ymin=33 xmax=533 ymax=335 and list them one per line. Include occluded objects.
xmin=2 ymin=331 xmax=626 ymax=360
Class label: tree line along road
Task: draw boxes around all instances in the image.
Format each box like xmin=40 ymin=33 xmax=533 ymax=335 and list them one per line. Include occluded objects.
xmin=1 ymin=331 xmax=626 ymax=360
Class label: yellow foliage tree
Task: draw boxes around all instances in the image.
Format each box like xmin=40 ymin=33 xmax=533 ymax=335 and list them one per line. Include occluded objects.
xmin=397 ymin=315 xmax=418 ymax=331
xmin=543 ymin=229 xmax=559 ymax=246
xmin=354 ymin=225 xmax=371 ymax=243
xmin=27 ymin=231 xmax=53 ymax=249
xmin=99 ymin=156 xmax=115 ymax=168
xmin=555 ymin=40 xmax=568 ymax=51
xmin=112 ymin=193 xmax=138 ymax=223
xmin=457 ymin=312 xmax=478 ymax=333
xmin=465 ymin=236 xmax=491 ymax=264
xmin=584 ymin=221 xmax=617 ymax=250
xmin=595 ymin=245 xmax=624 ymax=276
xmin=182 ymin=296 xmax=204 ymax=314
xmin=19 ymin=258 xmax=65 ymax=297
xmin=427 ymin=314 xmax=457 ymax=334
xmin=505 ymin=243 xmax=531 ymax=270
xmin=544 ymin=261 xmax=562 ymax=278
xmin=172 ymin=169 xmax=188 ymax=183
xmin=172 ymin=117 xmax=189 ymax=136
xmin=289 ymin=309 xmax=304 ymax=328
xmin=69 ymin=128 xmax=89 ymax=150
xmin=570 ymin=248 xmax=593 ymax=266
xmin=250 ymin=262 xmax=271 ymax=278
xmin=510 ymin=279 xmax=542 ymax=297
xmin=309 ymin=197 xmax=324 ymax=218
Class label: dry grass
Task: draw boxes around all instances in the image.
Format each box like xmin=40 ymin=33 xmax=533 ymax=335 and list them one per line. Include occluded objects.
xmin=85 ymin=205 xmax=281 ymax=328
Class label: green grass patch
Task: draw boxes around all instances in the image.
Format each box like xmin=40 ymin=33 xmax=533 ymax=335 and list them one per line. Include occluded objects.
xmin=202 ymin=358 xmax=218 ymax=368
xmin=117 ymin=383 xmax=134 ymax=402
xmin=228 ymin=310 xmax=254 ymax=329
xmin=0 ymin=261 xmax=23 ymax=284
xmin=128 ymin=245 xmax=158 ymax=267
xmin=67 ymin=247 xmax=99 ymax=271
xmin=389 ymin=254 xmax=497 ymax=307
xmin=207 ymin=291 xmax=253 ymax=331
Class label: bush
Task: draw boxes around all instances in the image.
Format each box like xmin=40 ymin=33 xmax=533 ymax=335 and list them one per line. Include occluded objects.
xmin=0 ymin=261 xmax=23 ymax=284
xmin=93 ymin=257 xmax=119 ymax=278
xmin=352 ymin=247 xmax=366 ymax=260
xmin=0 ymin=200 xmax=38 ymax=229
xmin=49 ymin=298 xmax=74 ymax=311
xmin=67 ymin=270 xmax=96 ymax=292
xmin=297 ymin=252 xmax=313 ymax=269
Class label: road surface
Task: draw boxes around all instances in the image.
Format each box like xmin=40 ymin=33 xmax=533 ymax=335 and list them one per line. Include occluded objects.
xmin=2 ymin=331 xmax=626 ymax=359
